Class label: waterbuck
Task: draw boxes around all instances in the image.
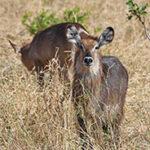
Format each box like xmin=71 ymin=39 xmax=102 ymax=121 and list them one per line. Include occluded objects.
xmin=9 ymin=23 xmax=92 ymax=86
xmin=9 ymin=23 xmax=128 ymax=148
xmin=66 ymin=26 xmax=128 ymax=149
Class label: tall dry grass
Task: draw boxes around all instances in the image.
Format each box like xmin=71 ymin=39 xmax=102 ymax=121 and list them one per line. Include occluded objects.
xmin=0 ymin=0 xmax=150 ymax=149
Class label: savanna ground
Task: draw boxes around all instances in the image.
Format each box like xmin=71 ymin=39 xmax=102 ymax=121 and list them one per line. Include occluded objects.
xmin=0 ymin=0 xmax=150 ymax=149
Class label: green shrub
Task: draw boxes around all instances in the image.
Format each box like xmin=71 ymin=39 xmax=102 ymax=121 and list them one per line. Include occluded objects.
xmin=126 ymin=0 xmax=148 ymax=21
xmin=126 ymin=0 xmax=150 ymax=40
xmin=22 ymin=10 xmax=61 ymax=35
xmin=22 ymin=7 xmax=89 ymax=35
xmin=63 ymin=7 xmax=89 ymax=24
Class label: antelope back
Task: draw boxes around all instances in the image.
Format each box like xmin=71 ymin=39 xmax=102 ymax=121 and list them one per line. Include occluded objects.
xmin=28 ymin=23 xmax=91 ymax=68
xmin=9 ymin=23 xmax=91 ymax=71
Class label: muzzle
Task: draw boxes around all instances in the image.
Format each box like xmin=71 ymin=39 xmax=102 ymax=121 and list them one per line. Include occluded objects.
xmin=83 ymin=56 xmax=93 ymax=66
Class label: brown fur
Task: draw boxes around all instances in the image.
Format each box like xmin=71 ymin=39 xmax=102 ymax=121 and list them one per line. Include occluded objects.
xmin=69 ymin=30 xmax=128 ymax=149
xmin=20 ymin=43 xmax=34 ymax=71
xmin=10 ymin=24 xmax=128 ymax=148
xmin=10 ymin=23 xmax=97 ymax=86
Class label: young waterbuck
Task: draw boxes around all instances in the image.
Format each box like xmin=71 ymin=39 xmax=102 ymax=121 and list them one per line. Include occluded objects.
xmin=66 ymin=26 xmax=128 ymax=149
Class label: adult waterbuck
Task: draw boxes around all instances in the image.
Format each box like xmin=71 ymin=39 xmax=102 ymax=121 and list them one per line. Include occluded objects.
xmin=9 ymin=23 xmax=91 ymax=86
xmin=66 ymin=26 xmax=128 ymax=149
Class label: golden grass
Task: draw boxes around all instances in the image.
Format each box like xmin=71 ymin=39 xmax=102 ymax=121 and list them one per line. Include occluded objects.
xmin=0 ymin=0 xmax=150 ymax=149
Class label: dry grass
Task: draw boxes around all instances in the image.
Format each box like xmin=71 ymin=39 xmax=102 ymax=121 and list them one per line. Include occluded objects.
xmin=0 ymin=0 xmax=150 ymax=149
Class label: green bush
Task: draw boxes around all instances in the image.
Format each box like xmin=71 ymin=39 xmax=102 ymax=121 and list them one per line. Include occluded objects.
xmin=126 ymin=0 xmax=148 ymax=20
xmin=63 ymin=7 xmax=89 ymax=24
xmin=126 ymin=0 xmax=150 ymax=40
xmin=22 ymin=7 xmax=89 ymax=35
xmin=22 ymin=10 xmax=61 ymax=35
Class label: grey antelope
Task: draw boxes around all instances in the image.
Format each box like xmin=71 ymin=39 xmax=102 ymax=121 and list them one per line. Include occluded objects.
xmin=9 ymin=22 xmax=93 ymax=86
xmin=66 ymin=26 xmax=128 ymax=148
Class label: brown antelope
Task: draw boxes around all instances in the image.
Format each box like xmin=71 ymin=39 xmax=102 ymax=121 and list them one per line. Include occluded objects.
xmin=9 ymin=23 xmax=128 ymax=148
xmin=9 ymin=23 xmax=92 ymax=86
xmin=66 ymin=26 xmax=128 ymax=149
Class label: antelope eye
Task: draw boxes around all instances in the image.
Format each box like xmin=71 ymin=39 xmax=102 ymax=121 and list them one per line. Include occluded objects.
xmin=79 ymin=44 xmax=84 ymax=50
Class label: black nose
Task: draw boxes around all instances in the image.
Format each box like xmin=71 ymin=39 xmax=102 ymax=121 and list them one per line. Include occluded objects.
xmin=83 ymin=56 xmax=93 ymax=66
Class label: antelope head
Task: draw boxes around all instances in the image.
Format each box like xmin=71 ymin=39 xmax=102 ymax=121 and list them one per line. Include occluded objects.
xmin=66 ymin=26 xmax=114 ymax=76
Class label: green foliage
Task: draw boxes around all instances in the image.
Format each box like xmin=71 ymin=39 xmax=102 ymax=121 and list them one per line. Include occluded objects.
xmin=22 ymin=7 xmax=89 ymax=35
xmin=126 ymin=0 xmax=148 ymax=21
xmin=22 ymin=10 xmax=61 ymax=35
xmin=126 ymin=0 xmax=150 ymax=40
xmin=63 ymin=7 xmax=89 ymax=24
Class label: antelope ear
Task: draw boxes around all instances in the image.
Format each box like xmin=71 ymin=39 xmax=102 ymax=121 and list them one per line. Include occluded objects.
xmin=8 ymin=40 xmax=20 ymax=53
xmin=66 ymin=26 xmax=80 ymax=43
xmin=66 ymin=25 xmax=84 ymax=49
xmin=96 ymin=27 xmax=114 ymax=49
